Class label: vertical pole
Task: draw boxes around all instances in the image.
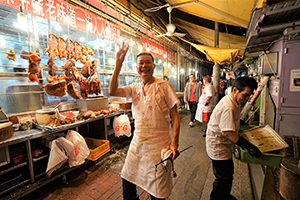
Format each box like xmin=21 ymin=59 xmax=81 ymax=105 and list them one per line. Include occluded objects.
xmin=177 ymin=47 xmax=181 ymax=91
xmin=213 ymin=21 xmax=220 ymax=106
xmin=213 ymin=63 xmax=220 ymax=106
xmin=259 ymin=76 xmax=267 ymax=126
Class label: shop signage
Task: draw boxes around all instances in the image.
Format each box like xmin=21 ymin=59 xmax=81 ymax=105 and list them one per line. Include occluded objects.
xmin=141 ymin=37 xmax=176 ymax=64
xmin=0 ymin=0 xmax=121 ymax=43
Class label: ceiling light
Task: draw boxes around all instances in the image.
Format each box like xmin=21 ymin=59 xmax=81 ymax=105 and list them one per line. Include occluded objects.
xmin=139 ymin=45 xmax=142 ymax=52
xmin=17 ymin=6 xmax=27 ymax=31
xmin=80 ymin=37 xmax=85 ymax=42
xmin=163 ymin=54 xmax=167 ymax=59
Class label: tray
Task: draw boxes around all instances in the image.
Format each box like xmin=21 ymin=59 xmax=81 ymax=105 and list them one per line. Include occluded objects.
xmin=239 ymin=125 xmax=288 ymax=153
xmin=238 ymin=146 xmax=285 ymax=168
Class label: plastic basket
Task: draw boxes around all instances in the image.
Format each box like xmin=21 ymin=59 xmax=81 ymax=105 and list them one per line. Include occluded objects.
xmin=238 ymin=146 xmax=285 ymax=168
xmin=85 ymin=138 xmax=110 ymax=161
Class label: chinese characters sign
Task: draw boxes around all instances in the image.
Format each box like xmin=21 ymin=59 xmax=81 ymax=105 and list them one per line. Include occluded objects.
xmin=141 ymin=37 xmax=175 ymax=63
xmin=0 ymin=0 xmax=121 ymax=43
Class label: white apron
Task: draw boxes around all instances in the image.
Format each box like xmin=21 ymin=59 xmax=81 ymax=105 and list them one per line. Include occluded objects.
xmin=121 ymin=81 xmax=172 ymax=199
xmin=195 ymin=103 xmax=204 ymax=122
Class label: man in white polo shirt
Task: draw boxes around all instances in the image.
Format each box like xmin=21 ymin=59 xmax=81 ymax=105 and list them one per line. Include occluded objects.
xmin=206 ymin=77 xmax=262 ymax=200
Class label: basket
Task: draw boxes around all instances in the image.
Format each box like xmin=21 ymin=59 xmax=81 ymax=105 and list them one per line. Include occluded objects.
xmin=238 ymin=146 xmax=285 ymax=168
xmin=85 ymin=138 xmax=110 ymax=161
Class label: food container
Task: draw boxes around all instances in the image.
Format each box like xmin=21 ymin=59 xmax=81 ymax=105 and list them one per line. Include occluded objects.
xmin=35 ymin=109 xmax=58 ymax=125
xmin=76 ymin=97 xmax=108 ymax=111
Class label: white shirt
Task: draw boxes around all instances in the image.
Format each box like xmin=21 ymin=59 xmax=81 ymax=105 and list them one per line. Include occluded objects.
xmin=206 ymin=94 xmax=241 ymax=160
xmin=198 ymin=83 xmax=216 ymax=113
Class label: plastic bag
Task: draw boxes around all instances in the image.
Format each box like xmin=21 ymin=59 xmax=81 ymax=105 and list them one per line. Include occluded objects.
xmin=57 ymin=137 xmax=76 ymax=167
xmin=113 ymin=114 xmax=131 ymax=137
xmin=46 ymin=140 xmax=68 ymax=177
xmin=65 ymin=130 xmax=90 ymax=167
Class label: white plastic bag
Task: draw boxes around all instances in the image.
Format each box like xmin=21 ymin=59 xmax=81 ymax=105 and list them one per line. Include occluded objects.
xmin=46 ymin=139 xmax=68 ymax=177
xmin=65 ymin=130 xmax=90 ymax=167
xmin=113 ymin=114 xmax=131 ymax=137
xmin=57 ymin=137 xmax=76 ymax=167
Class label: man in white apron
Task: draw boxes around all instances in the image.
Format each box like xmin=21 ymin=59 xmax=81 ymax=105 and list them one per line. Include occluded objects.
xmin=109 ymin=42 xmax=180 ymax=200
xmin=206 ymin=77 xmax=262 ymax=200
xmin=195 ymin=75 xmax=216 ymax=136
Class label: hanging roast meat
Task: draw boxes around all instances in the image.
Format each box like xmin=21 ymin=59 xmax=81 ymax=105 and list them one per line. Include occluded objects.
xmin=57 ymin=36 xmax=67 ymax=60
xmin=73 ymin=40 xmax=82 ymax=61
xmin=66 ymin=80 xmax=81 ymax=99
xmin=44 ymin=33 xmax=58 ymax=57
xmin=28 ymin=52 xmax=42 ymax=83
xmin=81 ymin=60 xmax=97 ymax=78
xmin=78 ymin=77 xmax=88 ymax=99
xmin=43 ymin=79 xmax=66 ymax=97
xmin=47 ymin=53 xmax=57 ymax=77
xmin=64 ymin=60 xmax=76 ymax=78
xmin=66 ymin=38 xmax=75 ymax=60
xmin=87 ymin=46 xmax=94 ymax=56
xmin=81 ymin=45 xmax=88 ymax=56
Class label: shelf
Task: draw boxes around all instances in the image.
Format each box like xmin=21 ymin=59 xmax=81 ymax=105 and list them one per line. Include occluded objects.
xmin=0 ymin=162 xmax=27 ymax=176
xmin=0 ymin=179 xmax=30 ymax=197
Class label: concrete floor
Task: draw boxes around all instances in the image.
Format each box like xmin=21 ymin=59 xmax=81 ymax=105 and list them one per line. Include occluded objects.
xmin=19 ymin=113 xmax=254 ymax=200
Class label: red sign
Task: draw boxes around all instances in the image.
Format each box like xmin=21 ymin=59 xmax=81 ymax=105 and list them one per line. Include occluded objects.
xmin=0 ymin=0 xmax=121 ymax=43
xmin=141 ymin=38 xmax=175 ymax=63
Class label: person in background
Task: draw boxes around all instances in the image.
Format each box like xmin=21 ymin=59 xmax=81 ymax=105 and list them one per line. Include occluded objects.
xmin=206 ymin=77 xmax=262 ymax=200
xmin=109 ymin=42 xmax=180 ymax=200
xmin=219 ymin=78 xmax=226 ymax=101
xmin=195 ymin=75 xmax=216 ymax=137
xmin=184 ymin=74 xmax=201 ymax=127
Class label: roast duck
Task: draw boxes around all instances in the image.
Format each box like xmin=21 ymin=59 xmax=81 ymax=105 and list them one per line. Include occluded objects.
xmin=42 ymin=32 xmax=99 ymax=99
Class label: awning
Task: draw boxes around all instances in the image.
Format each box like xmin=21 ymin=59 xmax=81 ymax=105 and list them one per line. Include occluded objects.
xmin=181 ymin=38 xmax=240 ymax=65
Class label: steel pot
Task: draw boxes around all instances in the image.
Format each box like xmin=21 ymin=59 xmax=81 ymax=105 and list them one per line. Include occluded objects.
xmin=35 ymin=108 xmax=58 ymax=125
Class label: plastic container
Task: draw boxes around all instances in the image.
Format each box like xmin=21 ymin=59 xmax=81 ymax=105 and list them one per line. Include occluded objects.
xmin=85 ymin=138 xmax=110 ymax=161
xmin=0 ymin=174 xmax=22 ymax=192
xmin=238 ymin=146 xmax=285 ymax=168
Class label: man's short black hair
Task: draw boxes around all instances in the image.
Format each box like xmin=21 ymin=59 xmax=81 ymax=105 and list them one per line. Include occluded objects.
xmin=232 ymin=77 xmax=258 ymax=92
xmin=136 ymin=52 xmax=154 ymax=61
xmin=190 ymin=74 xmax=195 ymax=77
